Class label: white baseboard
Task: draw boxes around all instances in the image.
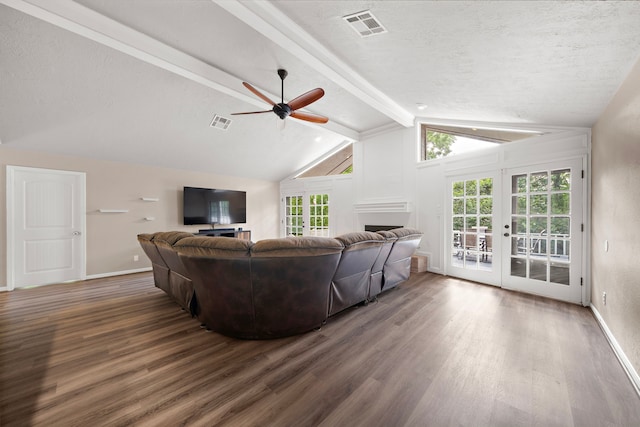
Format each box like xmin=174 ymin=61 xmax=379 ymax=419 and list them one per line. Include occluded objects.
xmin=86 ymin=267 xmax=152 ymax=280
xmin=0 ymin=268 xmax=152 ymax=292
xmin=591 ymin=304 xmax=640 ymax=397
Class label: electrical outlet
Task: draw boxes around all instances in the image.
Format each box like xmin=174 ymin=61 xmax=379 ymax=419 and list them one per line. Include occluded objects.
xmin=133 ymin=255 xmax=139 ymax=262
xmin=602 ymin=291 xmax=607 ymax=305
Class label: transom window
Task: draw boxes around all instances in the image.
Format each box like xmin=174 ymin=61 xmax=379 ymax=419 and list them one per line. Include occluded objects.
xmin=420 ymin=124 xmax=542 ymax=161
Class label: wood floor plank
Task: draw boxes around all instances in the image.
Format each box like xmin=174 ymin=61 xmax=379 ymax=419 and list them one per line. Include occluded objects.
xmin=1 ymin=272 xmax=640 ymax=426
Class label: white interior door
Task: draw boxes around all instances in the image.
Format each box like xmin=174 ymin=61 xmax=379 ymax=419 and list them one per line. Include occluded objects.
xmin=501 ymin=159 xmax=583 ymax=303
xmin=7 ymin=166 xmax=86 ymax=290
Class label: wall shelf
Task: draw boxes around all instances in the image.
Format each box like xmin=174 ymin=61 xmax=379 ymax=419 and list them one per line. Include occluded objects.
xmin=98 ymin=209 xmax=129 ymax=213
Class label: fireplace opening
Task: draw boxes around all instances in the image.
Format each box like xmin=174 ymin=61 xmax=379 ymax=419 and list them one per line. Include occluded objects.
xmin=364 ymin=225 xmax=401 ymax=232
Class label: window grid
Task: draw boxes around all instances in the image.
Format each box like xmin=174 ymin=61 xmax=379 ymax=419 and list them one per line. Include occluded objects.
xmin=510 ymin=169 xmax=571 ymax=285
xmin=308 ymin=193 xmax=330 ymax=237
xmin=284 ymin=196 xmax=303 ymax=236
xmin=452 ymin=178 xmax=493 ymax=271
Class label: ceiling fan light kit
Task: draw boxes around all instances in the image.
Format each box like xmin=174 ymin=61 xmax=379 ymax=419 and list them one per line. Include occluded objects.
xmin=232 ymin=69 xmax=329 ymax=124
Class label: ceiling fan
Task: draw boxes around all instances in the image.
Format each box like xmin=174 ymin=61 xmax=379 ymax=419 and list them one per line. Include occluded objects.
xmin=231 ymin=69 xmax=329 ymax=124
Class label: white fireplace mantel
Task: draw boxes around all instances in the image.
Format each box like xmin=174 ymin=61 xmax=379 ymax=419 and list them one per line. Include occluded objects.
xmin=353 ymin=201 xmax=412 ymax=213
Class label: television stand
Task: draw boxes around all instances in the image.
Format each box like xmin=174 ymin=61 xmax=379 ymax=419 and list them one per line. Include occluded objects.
xmin=195 ymin=229 xmax=251 ymax=241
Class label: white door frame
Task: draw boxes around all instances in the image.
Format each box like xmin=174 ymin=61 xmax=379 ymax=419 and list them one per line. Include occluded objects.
xmin=6 ymin=166 xmax=86 ymax=291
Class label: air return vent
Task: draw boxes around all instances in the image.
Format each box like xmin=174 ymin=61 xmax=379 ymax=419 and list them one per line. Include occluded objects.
xmin=342 ymin=10 xmax=387 ymax=37
xmin=210 ymin=114 xmax=231 ymax=130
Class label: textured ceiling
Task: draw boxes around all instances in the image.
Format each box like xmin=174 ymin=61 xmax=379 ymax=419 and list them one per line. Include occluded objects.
xmin=2 ymin=0 xmax=640 ymax=181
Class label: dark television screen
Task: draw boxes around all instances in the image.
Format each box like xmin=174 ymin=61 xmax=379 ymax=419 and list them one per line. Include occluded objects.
xmin=183 ymin=186 xmax=247 ymax=225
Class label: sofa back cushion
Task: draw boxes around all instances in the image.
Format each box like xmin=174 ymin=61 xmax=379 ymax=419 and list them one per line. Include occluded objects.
xmin=329 ymin=232 xmax=385 ymax=315
xmin=251 ymin=236 xmax=343 ymax=257
xmin=333 ymin=231 xmax=385 ymax=278
xmin=250 ymin=237 xmax=343 ymax=338
xmin=174 ymin=236 xmax=253 ymax=258
xmin=137 ymin=232 xmax=171 ymax=292
xmin=154 ymin=231 xmax=194 ymax=246
xmin=137 ymin=233 xmax=168 ymax=267
xmin=154 ymin=231 xmax=195 ymax=276
xmin=176 ymin=236 xmax=254 ymax=337
xmin=379 ymin=228 xmax=423 ymax=291
xmin=385 ymin=228 xmax=423 ymax=263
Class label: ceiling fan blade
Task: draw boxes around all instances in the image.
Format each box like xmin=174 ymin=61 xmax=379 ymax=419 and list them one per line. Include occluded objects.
xmin=290 ymin=111 xmax=329 ymax=124
xmin=242 ymin=82 xmax=276 ymax=106
xmin=230 ymin=110 xmax=272 ymax=115
xmin=288 ymin=88 xmax=325 ymax=111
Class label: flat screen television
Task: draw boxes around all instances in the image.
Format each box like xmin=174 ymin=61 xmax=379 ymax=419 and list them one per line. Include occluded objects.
xmin=183 ymin=186 xmax=247 ymax=225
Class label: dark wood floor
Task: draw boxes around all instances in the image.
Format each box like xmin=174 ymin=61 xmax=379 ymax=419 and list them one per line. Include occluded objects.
xmin=1 ymin=272 xmax=639 ymax=426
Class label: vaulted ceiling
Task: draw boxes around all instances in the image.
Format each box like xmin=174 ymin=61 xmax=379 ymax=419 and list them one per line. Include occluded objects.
xmin=2 ymin=1 xmax=640 ymax=181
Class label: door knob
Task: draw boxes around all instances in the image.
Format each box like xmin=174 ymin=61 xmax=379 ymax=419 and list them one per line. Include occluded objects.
xmin=504 ymin=224 xmax=510 ymax=229
xmin=73 ymin=231 xmax=82 ymax=236
xmin=504 ymin=232 xmax=510 ymax=237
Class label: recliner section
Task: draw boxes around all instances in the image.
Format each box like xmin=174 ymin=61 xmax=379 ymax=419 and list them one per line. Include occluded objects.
xmin=153 ymin=231 xmax=198 ymax=314
xmin=375 ymin=228 xmax=423 ymax=294
xmin=174 ymin=237 xmax=254 ymax=338
xmin=330 ymin=232 xmax=385 ymax=316
xmin=137 ymin=233 xmax=171 ymax=295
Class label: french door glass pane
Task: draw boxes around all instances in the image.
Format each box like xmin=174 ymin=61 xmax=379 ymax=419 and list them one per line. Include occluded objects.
xmin=452 ymin=177 xmax=493 ymax=272
xmin=285 ymin=195 xmax=303 ymax=236
xmin=509 ymin=169 xmax=571 ymax=285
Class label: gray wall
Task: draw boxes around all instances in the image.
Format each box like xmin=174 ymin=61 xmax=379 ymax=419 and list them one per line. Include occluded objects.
xmin=591 ymin=56 xmax=640 ymax=376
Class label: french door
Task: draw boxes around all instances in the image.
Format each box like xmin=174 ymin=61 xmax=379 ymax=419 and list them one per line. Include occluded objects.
xmin=282 ymin=192 xmax=330 ymax=237
xmin=448 ymin=172 xmax=501 ymax=286
xmin=447 ymin=158 xmax=584 ymax=303
xmin=501 ymin=159 xmax=583 ymax=303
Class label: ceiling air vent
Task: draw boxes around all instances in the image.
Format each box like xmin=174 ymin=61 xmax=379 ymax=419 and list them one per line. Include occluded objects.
xmin=210 ymin=114 xmax=231 ymax=130
xmin=342 ymin=10 xmax=387 ymax=38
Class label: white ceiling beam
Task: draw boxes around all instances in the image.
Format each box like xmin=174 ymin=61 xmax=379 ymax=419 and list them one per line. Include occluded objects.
xmin=214 ymin=0 xmax=415 ymax=128
xmin=0 ymin=0 xmax=359 ymax=140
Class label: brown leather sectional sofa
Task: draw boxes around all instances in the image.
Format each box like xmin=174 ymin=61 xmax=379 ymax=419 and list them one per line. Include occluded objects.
xmin=137 ymin=228 xmax=423 ymax=339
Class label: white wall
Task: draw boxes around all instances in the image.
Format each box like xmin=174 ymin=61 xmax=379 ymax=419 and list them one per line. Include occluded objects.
xmin=279 ymin=125 xmax=417 ymax=239
xmin=353 ymin=126 xmax=419 ymax=232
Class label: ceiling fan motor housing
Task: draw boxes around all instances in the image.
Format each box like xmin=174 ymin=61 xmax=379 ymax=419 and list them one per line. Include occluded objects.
xmin=273 ymin=103 xmax=291 ymax=119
